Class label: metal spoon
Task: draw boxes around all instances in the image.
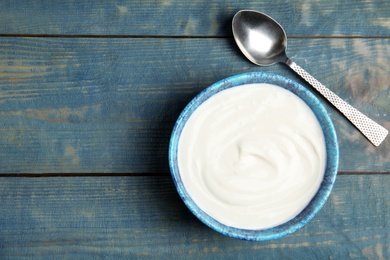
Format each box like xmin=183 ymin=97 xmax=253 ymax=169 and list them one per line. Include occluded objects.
xmin=232 ymin=10 xmax=388 ymax=146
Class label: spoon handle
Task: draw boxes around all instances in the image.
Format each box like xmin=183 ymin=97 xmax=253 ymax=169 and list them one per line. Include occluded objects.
xmin=286 ymin=59 xmax=388 ymax=146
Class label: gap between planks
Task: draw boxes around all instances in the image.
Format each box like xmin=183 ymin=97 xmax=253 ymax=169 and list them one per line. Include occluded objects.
xmin=0 ymin=172 xmax=388 ymax=178
xmin=0 ymin=34 xmax=390 ymax=39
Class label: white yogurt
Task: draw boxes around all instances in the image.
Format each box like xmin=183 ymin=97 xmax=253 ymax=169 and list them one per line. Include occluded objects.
xmin=178 ymin=83 xmax=326 ymax=230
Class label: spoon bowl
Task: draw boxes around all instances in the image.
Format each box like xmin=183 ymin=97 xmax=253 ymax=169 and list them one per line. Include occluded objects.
xmin=232 ymin=10 xmax=388 ymax=146
xmin=232 ymin=11 xmax=287 ymax=66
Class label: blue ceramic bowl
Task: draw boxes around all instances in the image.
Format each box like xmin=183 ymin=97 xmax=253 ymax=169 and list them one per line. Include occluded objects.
xmin=169 ymin=72 xmax=339 ymax=241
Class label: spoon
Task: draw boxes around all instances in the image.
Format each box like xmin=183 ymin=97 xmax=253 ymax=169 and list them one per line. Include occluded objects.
xmin=232 ymin=10 xmax=388 ymax=146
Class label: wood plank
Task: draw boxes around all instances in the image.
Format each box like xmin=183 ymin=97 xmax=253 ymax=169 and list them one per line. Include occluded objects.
xmin=0 ymin=175 xmax=388 ymax=258
xmin=0 ymin=37 xmax=388 ymax=173
xmin=0 ymin=0 xmax=390 ymax=37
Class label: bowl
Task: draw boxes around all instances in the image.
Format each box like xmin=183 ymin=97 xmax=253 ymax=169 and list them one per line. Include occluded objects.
xmin=169 ymin=72 xmax=339 ymax=241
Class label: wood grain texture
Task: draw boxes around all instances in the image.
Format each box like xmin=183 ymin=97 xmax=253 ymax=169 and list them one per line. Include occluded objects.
xmin=0 ymin=37 xmax=388 ymax=173
xmin=0 ymin=0 xmax=390 ymax=37
xmin=0 ymin=175 xmax=388 ymax=259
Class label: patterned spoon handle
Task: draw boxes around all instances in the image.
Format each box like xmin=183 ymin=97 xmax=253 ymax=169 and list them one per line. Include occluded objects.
xmin=286 ymin=59 xmax=388 ymax=146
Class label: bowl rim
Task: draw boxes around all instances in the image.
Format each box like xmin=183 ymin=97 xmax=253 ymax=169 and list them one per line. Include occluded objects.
xmin=168 ymin=72 xmax=339 ymax=241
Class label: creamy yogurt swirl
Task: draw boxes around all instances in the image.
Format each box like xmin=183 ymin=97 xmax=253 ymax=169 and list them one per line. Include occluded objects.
xmin=178 ymin=84 xmax=326 ymax=230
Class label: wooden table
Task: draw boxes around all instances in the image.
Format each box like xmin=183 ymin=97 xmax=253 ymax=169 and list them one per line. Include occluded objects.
xmin=0 ymin=1 xmax=389 ymax=258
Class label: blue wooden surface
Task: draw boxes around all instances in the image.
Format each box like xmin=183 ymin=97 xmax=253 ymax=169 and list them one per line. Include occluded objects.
xmin=0 ymin=0 xmax=389 ymax=258
xmin=1 ymin=0 xmax=390 ymax=36
xmin=0 ymin=176 xmax=389 ymax=259
xmin=0 ymin=37 xmax=388 ymax=173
